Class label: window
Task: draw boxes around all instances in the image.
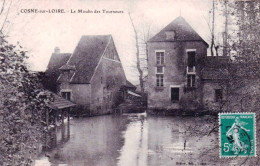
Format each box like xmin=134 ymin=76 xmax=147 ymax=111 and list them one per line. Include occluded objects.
xmin=171 ymin=88 xmax=179 ymax=101
xmin=165 ymin=31 xmax=176 ymax=40
xmin=156 ymin=51 xmax=164 ymax=65
xmin=156 ymin=51 xmax=165 ymax=87
xmin=156 ymin=74 xmax=164 ymax=87
xmin=187 ymin=51 xmax=196 ymax=67
xmin=156 ymin=66 xmax=164 ymax=74
xmin=187 ymin=51 xmax=196 ymax=73
xmin=215 ymin=89 xmax=223 ymax=102
xmin=61 ymin=92 xmax=71 ymax=101
xmin=187 ymin=75 xmax=195 ymax=87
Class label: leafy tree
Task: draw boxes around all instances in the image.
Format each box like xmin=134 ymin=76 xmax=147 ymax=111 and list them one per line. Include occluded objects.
xmin=226 ymin=0 xmax=260 ymax=113
xmin=0 ymin=34 xmax=49 ymax=165
xmin=188 ymin=1 xmax=260 ymax=165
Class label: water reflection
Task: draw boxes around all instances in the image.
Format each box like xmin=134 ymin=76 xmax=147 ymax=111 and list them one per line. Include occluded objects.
xmin=35 ymin=114 xmax=221 ymax=166
xmin=117 ymin=113 xmax=148 ymax=166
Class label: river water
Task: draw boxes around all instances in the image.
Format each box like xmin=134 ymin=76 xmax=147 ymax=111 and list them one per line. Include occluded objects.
xmin=34 ymin=113 xmax=250 ymax=166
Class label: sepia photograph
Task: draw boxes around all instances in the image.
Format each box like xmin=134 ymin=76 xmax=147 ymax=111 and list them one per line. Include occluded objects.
xmin=0 ymin=0 xmax=259 ymax=165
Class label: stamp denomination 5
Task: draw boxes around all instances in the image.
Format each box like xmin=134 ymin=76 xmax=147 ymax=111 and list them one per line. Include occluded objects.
xmin=219 ymin=113 xmax=256 ymax=157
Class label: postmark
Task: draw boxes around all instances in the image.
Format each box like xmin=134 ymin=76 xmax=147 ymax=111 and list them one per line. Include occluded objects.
xmin=219 ymin=113 xmax=256 ymax=157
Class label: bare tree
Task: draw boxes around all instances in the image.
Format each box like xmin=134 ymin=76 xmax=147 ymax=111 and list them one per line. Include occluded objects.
xmin=0 ymin=0 xmax=13 ymax=34
xmin=128 ymin=12 xmax=144 ymax=94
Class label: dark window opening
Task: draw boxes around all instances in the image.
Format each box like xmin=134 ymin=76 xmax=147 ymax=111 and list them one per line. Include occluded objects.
xmin=156 ymin=52 xmax=164 ymax=65
xmin=156 ymin=74 xmax=164 ymax=87
xmin=187 ymin=75 xmax=196 ymax=87
xmin=61 ymin=92 xmax=71 ymax=101
xmin=171 ymin=88 xmax=179 ymax=101
xmin=187 ymin=51 xmax=196 ymax=67
xmin=215 ymin=89 xmax=223 ymax=102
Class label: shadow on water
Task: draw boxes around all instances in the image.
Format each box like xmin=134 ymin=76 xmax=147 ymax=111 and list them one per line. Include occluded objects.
xmin=35 ymin=115 xmax=130 ymax=166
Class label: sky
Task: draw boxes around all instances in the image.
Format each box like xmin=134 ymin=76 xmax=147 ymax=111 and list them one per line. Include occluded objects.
xmin=4 ymin=0 xmax=225 ymax=84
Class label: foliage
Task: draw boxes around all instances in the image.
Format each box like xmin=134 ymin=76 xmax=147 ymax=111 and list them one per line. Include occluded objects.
xmin=189 ymin=1 xmax=260 ymax=165
xmin=179 ymin=92 xmax=202 ymax=111
xmin=39 ymin=71 xmax=59 ymax=93
xmin=0 ymin=35 xmax=49 ymax=166
xmin=223 ymin=0 xmax=260 ymax=113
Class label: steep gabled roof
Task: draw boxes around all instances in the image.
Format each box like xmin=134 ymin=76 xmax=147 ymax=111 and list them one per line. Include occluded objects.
xmin=148 ymin=16 xmax=208 ymax=47
xmin=46 ymin=53 xmax=71 ymax=72
xmin=66 ymin=35 xmax=112 ymax=84
xmin=59 ymin=64 xmax=76 ymax=70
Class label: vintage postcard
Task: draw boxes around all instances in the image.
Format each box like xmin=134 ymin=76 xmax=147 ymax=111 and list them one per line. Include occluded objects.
xmin=0 ymin=0 xmax=259 ymax=166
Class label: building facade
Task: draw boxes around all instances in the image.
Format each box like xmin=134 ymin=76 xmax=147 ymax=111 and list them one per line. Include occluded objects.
xmin=147 ymin=16 xmax=227 ymax=112
xmin=56 ymin=35 xmax=127 ymax=115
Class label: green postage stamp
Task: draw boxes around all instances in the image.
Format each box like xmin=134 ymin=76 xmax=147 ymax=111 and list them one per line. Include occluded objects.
xmin=219 ymin=113 xmax=256 ymax=157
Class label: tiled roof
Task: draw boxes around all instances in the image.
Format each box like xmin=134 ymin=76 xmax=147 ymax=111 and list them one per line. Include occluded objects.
xmin=46 ymin=53 xmax=71 ymax=71
xmin=65 ymin=35 xmax=112 ymax=84
xmin=59 ymin=64 xmax=76 ymax=70
xmin=201 ymin=66 xmax=229 ymax=80
xmin=201 ymin=56 xmax=230 ymax=80
xmin=45 ymin=90 xmax=76 ymax=110
xmin=204 ymin=56 xmax=229 ymax=67
xmin=148 ymin=16 xmax=208 ymax=47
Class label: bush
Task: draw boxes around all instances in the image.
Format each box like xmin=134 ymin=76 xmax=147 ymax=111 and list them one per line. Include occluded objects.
xmin=179 ymin=92 xmax=202 ymax=111
xmin=0 ymin=35 xmax=49 ymax=165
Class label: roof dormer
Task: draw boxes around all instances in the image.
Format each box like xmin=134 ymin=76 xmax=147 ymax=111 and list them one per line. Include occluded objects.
xmin=165 ymin=31 xmax=176 ymax=40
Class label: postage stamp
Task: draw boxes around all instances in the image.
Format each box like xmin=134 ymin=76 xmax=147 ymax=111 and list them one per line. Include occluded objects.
xmin=219 ymin=113 xmax=256 ymax=157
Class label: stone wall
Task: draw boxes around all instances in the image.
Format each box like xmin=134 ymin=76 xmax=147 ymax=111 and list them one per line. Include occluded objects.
xmin=90 ymin=40 xmax=126 ymax=115
xmin=70 ymin=84 xmax=91 ymax=106
xmin=202 ymin=80 xmax=227 ymax=111
xmin=147 ymin=41 xmax=207 ymax=110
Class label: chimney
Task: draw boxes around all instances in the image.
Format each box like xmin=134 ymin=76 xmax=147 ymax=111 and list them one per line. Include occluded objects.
xmin=54 ymin=47 xmax=60 ymax=54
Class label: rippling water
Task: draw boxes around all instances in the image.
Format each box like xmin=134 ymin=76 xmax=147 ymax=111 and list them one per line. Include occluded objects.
xmin=34 ymin=113 xmax=253 ymax=166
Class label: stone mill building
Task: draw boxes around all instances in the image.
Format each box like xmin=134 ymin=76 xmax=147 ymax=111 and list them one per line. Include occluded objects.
xmin=147 ymin=16 xmax=228 ymax=113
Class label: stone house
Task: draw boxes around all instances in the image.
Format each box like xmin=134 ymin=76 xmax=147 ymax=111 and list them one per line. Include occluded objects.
xmin=56 ymin=35 xmax=127 ymax=115
xmin=45 ymin=47 xmax=71 ymax=93
xmin=147 ymin=16 xmax=228 ymax=112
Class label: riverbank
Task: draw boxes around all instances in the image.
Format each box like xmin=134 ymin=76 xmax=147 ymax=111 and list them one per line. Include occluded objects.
xmin=146 ymin=109 xmax=219 ymax=117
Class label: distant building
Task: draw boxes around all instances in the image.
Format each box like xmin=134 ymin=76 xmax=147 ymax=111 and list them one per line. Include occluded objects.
xmin=48 ymin=35 xmax=127 ymax=115
xmin=147 ymin=16 xmax=228 ymax=112
xmin=45 ymin=47 xmax=71 ymax=92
